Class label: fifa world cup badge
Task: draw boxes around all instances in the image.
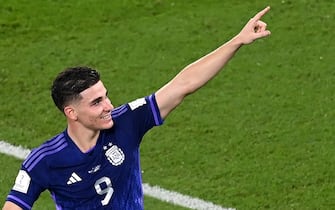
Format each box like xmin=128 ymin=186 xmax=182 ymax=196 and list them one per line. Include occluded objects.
xmin=104 ymin=142 xmax=125 ymax=166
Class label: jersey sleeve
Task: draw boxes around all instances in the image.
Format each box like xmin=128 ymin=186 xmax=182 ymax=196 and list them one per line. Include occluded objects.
xmin=6 ymin=167 xmax=46 ymax=210
xmin=145 ymin=93 xmax=164 ymax=126
xmin=111 ymin=93 xmax=163 ymax=146
xmin=6 ymin=146 xmax=51 ymax=210
xmin=128 ymin=93 xmax=163 ymax=132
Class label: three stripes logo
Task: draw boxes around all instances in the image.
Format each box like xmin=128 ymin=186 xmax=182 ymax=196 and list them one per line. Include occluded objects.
xmin=67 ymin=172 xmax=82 ymax=185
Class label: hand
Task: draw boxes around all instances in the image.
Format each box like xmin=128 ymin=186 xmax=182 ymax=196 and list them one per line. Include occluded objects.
xmin=237 ymin=6 xmax=271 ymax=45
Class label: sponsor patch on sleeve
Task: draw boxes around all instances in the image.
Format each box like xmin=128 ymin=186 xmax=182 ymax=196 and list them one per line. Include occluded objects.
xmin=128 ymin=98 xmax=146 ymax=110
xmin=13 ymin=170 xmax=31 ymax=194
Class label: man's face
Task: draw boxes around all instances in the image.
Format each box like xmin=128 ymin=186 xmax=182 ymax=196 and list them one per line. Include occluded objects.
xmin=72 ymin=80 xmax=114 ymax=130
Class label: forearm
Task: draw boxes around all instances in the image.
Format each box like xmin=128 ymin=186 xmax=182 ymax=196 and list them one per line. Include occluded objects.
xmin=174 ymin=35 xmax=243 ymax=95
xmin=156 ymin=36 xmax=244 ymax=119
xmin=2 ymin=201 xmax=23 ymax=210
xmin=168 ymin=6 xmax=271 ymax=98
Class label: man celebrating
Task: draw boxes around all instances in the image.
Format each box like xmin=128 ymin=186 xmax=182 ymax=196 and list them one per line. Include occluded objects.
xmin=3 ymin=6 xmax=271 ymax=210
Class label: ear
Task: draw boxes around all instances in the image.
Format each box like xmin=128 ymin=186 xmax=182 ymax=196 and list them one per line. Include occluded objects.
xmin=64 ymin=105 xmax=78 ymax=121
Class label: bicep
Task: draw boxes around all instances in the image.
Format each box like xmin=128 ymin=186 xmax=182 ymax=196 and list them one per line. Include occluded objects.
xmin=2 ymin=201 xmax=23 ymax=210
xmin=155 ymin=80 xmax=188 ymax=119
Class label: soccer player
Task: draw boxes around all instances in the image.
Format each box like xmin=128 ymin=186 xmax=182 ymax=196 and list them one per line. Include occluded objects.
xmin=3 ymin=6 xmax=271 ymax=210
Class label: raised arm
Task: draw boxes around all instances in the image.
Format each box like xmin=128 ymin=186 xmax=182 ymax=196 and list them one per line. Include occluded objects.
xmin=156 ymin=6 xmax=271 ymax=119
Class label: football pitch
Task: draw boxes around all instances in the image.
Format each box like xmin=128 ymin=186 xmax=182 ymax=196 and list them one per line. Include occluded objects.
xmin=0 ymin=0 xmax=334 ymax=209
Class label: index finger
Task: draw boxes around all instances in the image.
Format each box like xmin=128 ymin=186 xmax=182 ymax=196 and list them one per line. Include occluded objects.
xmin=253 ymin=6 xmax=270 ymax=21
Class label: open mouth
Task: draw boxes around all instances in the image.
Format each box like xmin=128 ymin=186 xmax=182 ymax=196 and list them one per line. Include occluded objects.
xmin=100 ymin=113 xmax=112 ymax=120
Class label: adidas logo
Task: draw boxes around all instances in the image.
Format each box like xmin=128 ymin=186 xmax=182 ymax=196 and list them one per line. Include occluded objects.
xmin=67 ymin=172 xmax=82 ymax=185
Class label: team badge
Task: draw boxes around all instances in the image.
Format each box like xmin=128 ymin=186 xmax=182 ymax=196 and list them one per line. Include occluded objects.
xmin=104 ymin=143 xmax=125 ymax=166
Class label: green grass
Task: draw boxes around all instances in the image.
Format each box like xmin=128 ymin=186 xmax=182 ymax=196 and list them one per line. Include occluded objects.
xmin=1 ymin=0 xmax=334 ymax=209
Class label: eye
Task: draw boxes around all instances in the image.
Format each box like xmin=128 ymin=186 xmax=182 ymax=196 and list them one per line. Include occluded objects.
xmin=92 ymin=101 xmax=100 ymax=106
xmin=91 ymin=98 xmax=102 ymax=106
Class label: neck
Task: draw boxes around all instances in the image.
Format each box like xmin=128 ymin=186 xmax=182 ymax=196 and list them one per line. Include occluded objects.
xmin=67 ymin=124 xmax=100 ymax=153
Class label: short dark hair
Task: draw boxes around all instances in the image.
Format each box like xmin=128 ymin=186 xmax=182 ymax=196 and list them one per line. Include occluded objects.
xmin=51 ymin=66 xmax=101 ymax=112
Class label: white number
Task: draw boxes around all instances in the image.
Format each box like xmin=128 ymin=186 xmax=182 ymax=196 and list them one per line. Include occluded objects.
xmin=94 ymin=177 xmax=114 ymax=206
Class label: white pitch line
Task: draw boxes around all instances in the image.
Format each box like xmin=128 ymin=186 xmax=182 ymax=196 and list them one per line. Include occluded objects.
xmin=0 ymin=141 xmax=30 ymax=159
xmin=143 ymin=183 xmax=235 ymax=210
xmin=0 ymin=140 xmax=235 ymax=210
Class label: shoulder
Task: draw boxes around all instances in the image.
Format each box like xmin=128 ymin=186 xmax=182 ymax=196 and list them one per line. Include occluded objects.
xmin=111 ymin=103 xmax=129 ymax=119
xmin=22 ymin=132 xmax=69 ymax=172
xmin=112 ymin=95 xmax=159 ymax=117
xmin=111 ymin=94 xmax=163 ymax=127
xmin=111 ymin=97 xmax=147 ymax=120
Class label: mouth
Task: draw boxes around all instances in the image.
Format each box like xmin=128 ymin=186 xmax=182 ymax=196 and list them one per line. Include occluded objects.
xmin=100 ymin=113 xmax=112 ymax=121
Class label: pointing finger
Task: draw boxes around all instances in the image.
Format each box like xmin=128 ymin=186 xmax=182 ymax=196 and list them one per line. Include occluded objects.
xmin=253 ymin=6 xmax=270 ymax=21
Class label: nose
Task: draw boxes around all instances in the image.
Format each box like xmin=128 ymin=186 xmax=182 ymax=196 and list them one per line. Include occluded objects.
xmin=104 ymin=98 xmax=114 ymax=111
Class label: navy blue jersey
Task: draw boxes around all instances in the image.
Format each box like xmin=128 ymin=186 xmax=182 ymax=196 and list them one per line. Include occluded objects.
xmin=6 ymin=94 xmax=163 ymax=210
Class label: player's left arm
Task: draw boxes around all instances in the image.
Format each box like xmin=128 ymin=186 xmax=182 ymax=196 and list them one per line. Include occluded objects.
xmin=156 ymin=6 xmax=271 ymax=119
xmin=2 ymin=201 xmax=23 ymax=210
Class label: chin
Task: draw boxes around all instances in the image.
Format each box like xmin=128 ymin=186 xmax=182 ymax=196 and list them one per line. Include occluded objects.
xmin=103 ymin=120 xmax=114 ymax=129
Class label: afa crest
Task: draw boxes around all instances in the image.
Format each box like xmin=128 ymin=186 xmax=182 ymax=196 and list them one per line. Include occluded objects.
xmin=104 ymin=143 xmax=125 ymax=166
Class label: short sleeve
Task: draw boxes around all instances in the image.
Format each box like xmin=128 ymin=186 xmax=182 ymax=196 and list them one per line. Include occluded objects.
xmin=6 ymin=167 xmax=46 ymax=210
